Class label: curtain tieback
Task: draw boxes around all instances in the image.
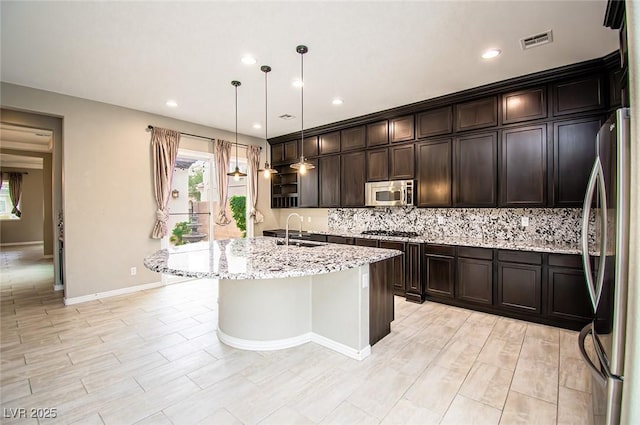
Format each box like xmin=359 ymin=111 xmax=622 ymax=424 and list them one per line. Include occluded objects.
xmin=156 ymin=209 xmax=169 ymax=222
xmin=249 ymin=208 xmax=264 ymax=223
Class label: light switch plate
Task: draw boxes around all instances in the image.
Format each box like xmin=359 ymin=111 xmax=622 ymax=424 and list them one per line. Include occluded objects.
xmin=437 ymin=215 xmax=445 ymax=225
xmin=521 ymin=217 xmax=529 ymax=227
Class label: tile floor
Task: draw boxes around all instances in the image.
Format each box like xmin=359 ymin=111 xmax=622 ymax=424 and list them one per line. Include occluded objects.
xmin=1 ymin=245 xmax=595 ymax=424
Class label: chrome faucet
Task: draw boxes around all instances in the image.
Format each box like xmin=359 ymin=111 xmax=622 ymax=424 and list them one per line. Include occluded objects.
xmin=285 ymin=213 xmax=303 ymax=246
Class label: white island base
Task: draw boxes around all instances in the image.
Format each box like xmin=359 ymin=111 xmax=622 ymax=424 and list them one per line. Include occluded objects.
xmin=217 ymin=265 xmax=371 ymax=360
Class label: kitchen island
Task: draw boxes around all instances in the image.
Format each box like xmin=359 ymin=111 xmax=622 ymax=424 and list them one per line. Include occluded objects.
xmin=144 ymin=237 xmax=401 ymax=360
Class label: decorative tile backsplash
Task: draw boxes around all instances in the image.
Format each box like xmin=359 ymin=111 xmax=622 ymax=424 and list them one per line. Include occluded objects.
xmin=328 ymin=207 xmax=589 ymax=245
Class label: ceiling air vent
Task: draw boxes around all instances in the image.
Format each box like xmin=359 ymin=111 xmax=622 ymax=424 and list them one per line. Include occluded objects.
xmin=520 ymin=30 xmax=553 ymax=50
xmin=279 ymin=114 xmax=295 ymax=120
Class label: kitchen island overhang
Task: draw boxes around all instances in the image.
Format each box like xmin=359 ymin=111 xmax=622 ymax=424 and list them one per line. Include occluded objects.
xmin=144 ymin=237 xmax=401 ymax=360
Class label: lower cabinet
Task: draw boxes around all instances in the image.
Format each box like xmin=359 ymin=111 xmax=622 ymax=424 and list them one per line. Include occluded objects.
xmin=546 ymin=254 xmax=593 ymax=323
xmin=405 ymin=243 xmax=424 ymax=303
xmin=379 ymin=240 xmax=406 ymax=297
xmin=497 ymin=261 xmax=542 ymax=314
xmin=456 ymin=248 xmax=493 ymax=305
xmin=326 ymin=235 xmax=354 ymax=245
xmin=369 ymin=258 xmax=395 ymax=345
xmin=424 ymin=245 xmax=455 ymax=299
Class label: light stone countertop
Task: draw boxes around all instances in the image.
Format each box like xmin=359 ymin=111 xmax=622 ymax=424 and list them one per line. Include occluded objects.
xmin=144 ymin=236 xmax=402 ymax=280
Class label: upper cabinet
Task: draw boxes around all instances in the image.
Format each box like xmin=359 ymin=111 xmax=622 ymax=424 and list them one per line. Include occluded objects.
xmin=455 ymin=96 xmax=498 ymax=132
xmin=319 ymin=131 xmax=341 ymax=155
xmin=298 ymin=158 xmax=319 ymax=208
xmin=341 ymin=126 xmax=366 ymax=151
xmin=283 ymin=140 xmax=298 ymax=163
xmin=417 ymin=106 xmax=453 ymax=139
xmin=416 ymin=139 xmax=452 ymax=207
xmin=390 ymin=144 xmax=414 ymax=180
xmin=301 ymin=136 xmax=319 ymax=158
xmin=367 ymin=120 xmax=389 ymax=147
xmin=319 ymin=155 xmax=341 ymax=207
xmin=500 ymin=125 xmax=547 ymax=207
xmin=366 ymin=148 xmax=389 ymax=182
xmin=454 ymin=132 xmax=497 ymax=207
xmin=553 ymin=75 xmax=604 ymax=116
xmin=390 ymin=115 xmax=415 ymax=143
xmin=341 ymin=151 xmax=366 ymax=207
xmin=553 ymin=117 xmax=600 ymax=206
xmin=502 ymin=87 xmax=547 ymax=124
xmin=271 ymin=144 xmax=284 ymax=165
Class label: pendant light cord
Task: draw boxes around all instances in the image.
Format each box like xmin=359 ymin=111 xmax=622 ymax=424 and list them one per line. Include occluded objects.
xmin=235 ymin=83 xmax=239 ymax=168
xmin=265 ymin=68 xmax=269 ymax=164
xmin=300 ymin=50 xmax=304 ymax=157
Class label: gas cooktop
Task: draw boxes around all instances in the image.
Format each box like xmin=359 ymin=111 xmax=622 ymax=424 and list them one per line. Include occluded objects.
xmin=360 ymin=230 xmax=419 ymax=238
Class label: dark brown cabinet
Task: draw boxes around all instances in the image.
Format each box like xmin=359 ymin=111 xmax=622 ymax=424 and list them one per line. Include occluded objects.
xmin=553 ymin=75 xmax=604 ymax=116
xmin=390 ymin=144 xmax=414 ymax=180
xmin=319 ymin=131 xmax=341 ymax=155
xmin=340 ymin=151 xmax=366 ymax=207
xmin=326 ymin=235 xmax=353 ymax=245
xmin=502 ymin=87 xmax=547 ymax=124
xmin=271 ymin=165 xmax=299 ymax=208
xmin=284 ymin=140 xmax=298 ymax=163
xmin=497 ymin=250 xmax=542 ymax=314
xmin=500 ymin=125 xmax=547 ymax=206
xmin=405 ymin=243 xmax=424 ymax=303
xmin=416 ymin=139 xmax=452 ymax=207
xmin=298 ymin=159 xmax=318 ymax=208
xmin=319 ymin=155 xmax=340 ymax=207
xmin=454 ymin=132 xmax=497 ymax=207
xmin=417 ymin=106 xmax=453 ymax=138
xmin=301 ymin=136 xmax=319 ymax=158
xmin=546 ymin=254 xmax=592 ymax=323
xmin=424 ymin=244 xmax=455 ymax=299
xmin=341 ymin=126 xmax=366 ymax=151
xmin=390 ymin=115 xmax=415 ymax=143
xmin=366 ymin=148 xmax=389 ymax=182
xmin=367 ymin=120 xmax=389 ymax=147
xmin=369 ymin=258 xmax=395 ymax=345
xmin=553 ymin=117 xmax=600 ymax=206
xmin=271 ymin=144 xmax=284 ymax=165
xmin=380 ymin=240 xmax=406 ymax=296
xmin=456 ymin=247 xmax=493 ymax=305
xmin=355 ymin=238 xmax=378 ymax=247
xmin=455 ymin=96 xmax=497 ymax=132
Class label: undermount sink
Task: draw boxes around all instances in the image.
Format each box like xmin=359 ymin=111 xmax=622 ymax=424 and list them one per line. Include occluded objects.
xmin=275 ymin=239 xmax=324 ymax=248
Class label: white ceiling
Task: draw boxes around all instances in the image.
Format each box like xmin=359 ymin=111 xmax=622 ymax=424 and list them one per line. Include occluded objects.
xmin=1 ymin=1 xmax=618 ymax=139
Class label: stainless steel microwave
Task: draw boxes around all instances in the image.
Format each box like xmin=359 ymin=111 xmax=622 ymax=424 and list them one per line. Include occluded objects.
xmin=365 ymin=180 xmax=414 ymax=207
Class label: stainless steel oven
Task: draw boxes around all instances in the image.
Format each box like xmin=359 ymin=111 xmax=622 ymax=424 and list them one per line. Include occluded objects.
xmin=365 ymin=180 xmax=414 ymax=207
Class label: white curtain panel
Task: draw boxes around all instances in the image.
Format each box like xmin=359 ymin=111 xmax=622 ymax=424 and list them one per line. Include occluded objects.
xmin=214 ymin=139 xmax=232 ymax=225
xmin=247 ymin=145 xmax=264 ymax=224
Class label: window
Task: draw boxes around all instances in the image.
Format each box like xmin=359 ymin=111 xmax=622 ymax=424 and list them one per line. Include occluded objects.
xmin=0 ymin=180 xmax=20 ymax=220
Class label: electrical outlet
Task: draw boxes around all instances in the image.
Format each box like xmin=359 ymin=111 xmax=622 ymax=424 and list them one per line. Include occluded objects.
xmin=521 ymin=217 xmax=529 ymax=227
xmin=437 ymin=215 xmax=445 ymax=225
xmin=307 ymin=216 xmax=311 ymax=223
xmin=130 ymin=267 xmax=137 ymax=276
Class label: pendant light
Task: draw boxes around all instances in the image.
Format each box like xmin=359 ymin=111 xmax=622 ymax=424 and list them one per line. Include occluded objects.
xmin=290 ymin=45 xmax=315 ymax=175
xmin=227 ymin=80 xmax=247 ymax=181
xmin=258 ymin=65 xmax=277 ymax=179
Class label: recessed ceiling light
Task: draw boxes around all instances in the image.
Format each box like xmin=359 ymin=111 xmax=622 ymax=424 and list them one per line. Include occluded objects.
xmin=292 ymin=79 xmax=303 ymax=88
xmin=252 ymin=123 xmax=262 ymax=129
xmin=332 ymin=98 xmax=344 ymax=105
xmin=241 ymin=56 xmax=256 ymax=65
xmin=482 ymin=48 xmax=502 ymax=59
xmin=166 ymin=100 xmax=178 ymax=107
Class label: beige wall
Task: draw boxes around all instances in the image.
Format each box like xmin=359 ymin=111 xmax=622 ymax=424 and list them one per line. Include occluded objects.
xmin=622 ymin=1 xmax=639 ymax=423
xmin=0 ymin=167 xmax=44 ymax=244
xmin=0 ymin=82 xmax=273 ymax=299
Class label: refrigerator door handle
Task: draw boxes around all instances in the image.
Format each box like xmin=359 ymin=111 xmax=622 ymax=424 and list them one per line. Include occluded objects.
xmin=594 ymin=164 xmax=608 ymax=309
xmin=578 ymin=323 xmax=608 ymax=385
xmin=581 ymin=158 xmax=601 ymax=311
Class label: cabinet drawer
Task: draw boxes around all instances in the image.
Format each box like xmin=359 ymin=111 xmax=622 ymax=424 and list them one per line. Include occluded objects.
xmin=327 ymin=235 xmax=353 ymax=245
xmin=548 ymin=254 xmax=582 ymax=268
xmin=308 ymin=233 xmax=328 ymax=242
xmin=355 ymin=238 xmax=379 ymax=247
xmin=379 ymin=240 xmax=406 ymax=251
xmin=425 ymin=244 xmax=455 ymax=256
xmin=458 ymin=246 xmax=493 ymax=260
xmin=498 ymin=250 xmax=542 ymax=265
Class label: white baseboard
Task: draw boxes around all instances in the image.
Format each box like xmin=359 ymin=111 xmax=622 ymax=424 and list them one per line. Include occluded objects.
xmin=0 ymin=241 xmax=44 ymax=247
xmin=310 ymin=333 xmax=371 ymax=361
xmin=53 ymin=284 xmax=63 ymax=291
xmin=216 ymin=329 xmax=371 ymax=361
xmin=64 ymin=281 xmax=163 ymax=305
xmin=217 ymin=329 xmax=312 ymax=351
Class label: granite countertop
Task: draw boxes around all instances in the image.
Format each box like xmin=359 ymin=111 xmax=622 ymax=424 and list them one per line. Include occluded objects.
xmin=144 ymin=236 xmax=402 ymax=280
xmin=264 ymin=229 xmax=581 ymax=255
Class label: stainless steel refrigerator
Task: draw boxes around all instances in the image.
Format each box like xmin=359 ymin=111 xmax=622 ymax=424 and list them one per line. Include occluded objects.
xmin=578 ymin=107 xmax=631 ymax=425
